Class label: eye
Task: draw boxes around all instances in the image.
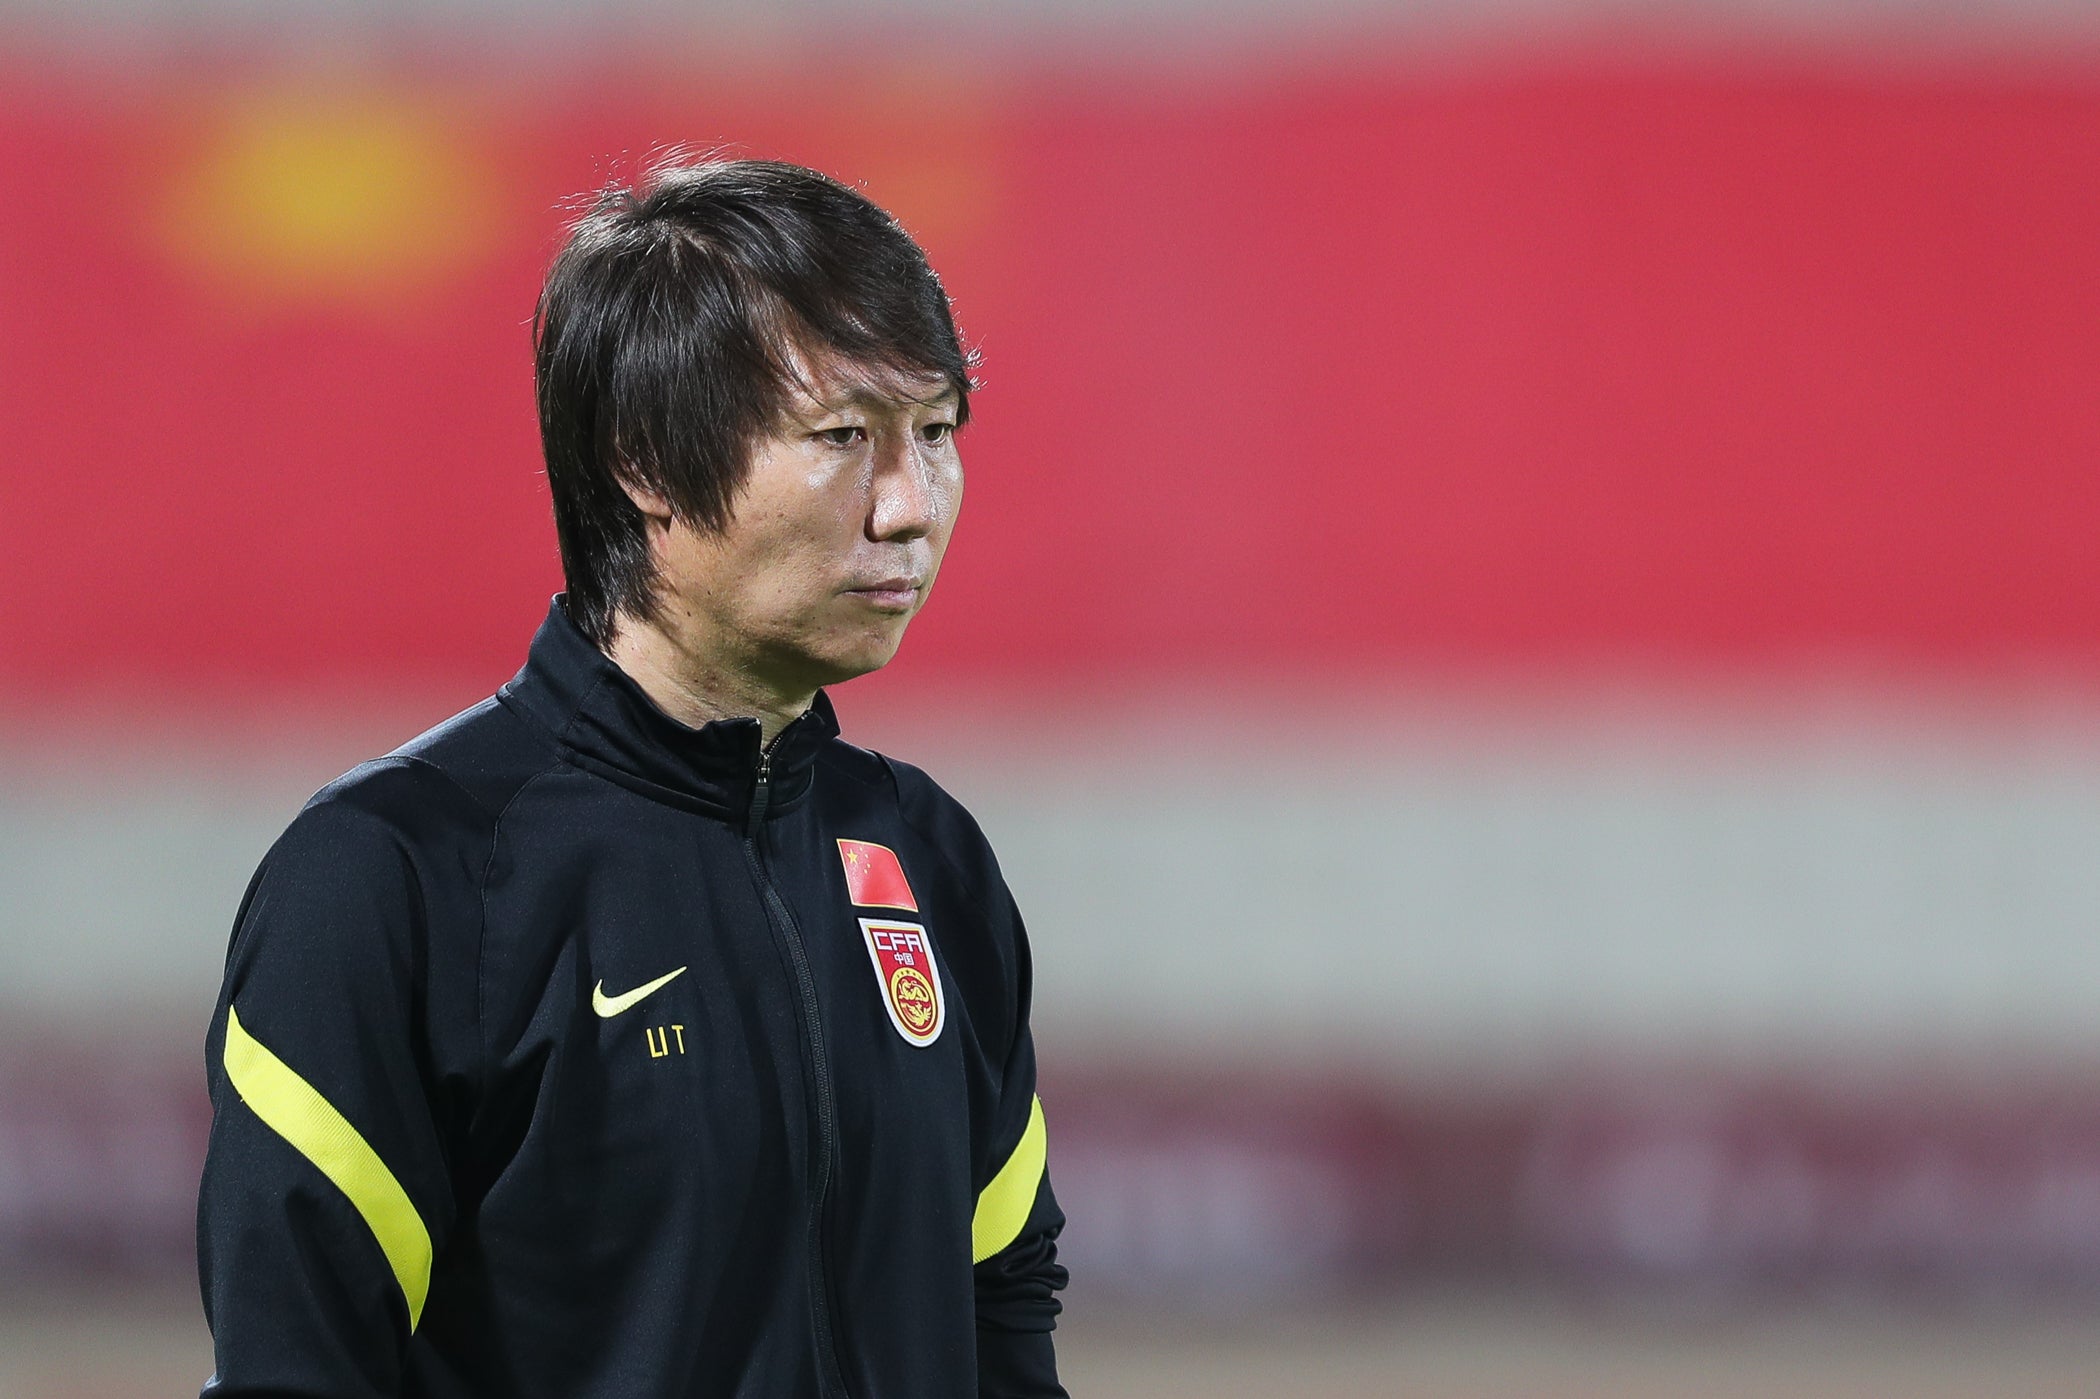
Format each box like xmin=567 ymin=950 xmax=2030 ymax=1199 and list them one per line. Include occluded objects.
xmin=919 ymin=421 xmax=956 ymax=446
xmin=814 ymin=426 xmax=865 ymax=448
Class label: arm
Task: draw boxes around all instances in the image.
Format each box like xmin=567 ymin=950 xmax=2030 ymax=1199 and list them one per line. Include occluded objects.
xmin=971 ymin=893 xmax=1070 ymax=1399
xmin=881 ymin=754 xmax=1071 ymax=1396
xmin=197 ymin=788 xmax=460 ymax=1398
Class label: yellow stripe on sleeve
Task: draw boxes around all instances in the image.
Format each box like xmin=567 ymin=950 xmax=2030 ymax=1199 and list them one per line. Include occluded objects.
xmin=971 ymin=1094 xmax=1048 ymax=1264
xmin=223 ymin=1004 xmax=434 ymax=1330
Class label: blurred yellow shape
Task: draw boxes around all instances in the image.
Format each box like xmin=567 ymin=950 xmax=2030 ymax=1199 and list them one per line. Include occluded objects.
xmin=158 ymin=87 xmax=498 ymax=312
xmin=859 ymin=154 xmax=996 ymax=250
xmin=835 ymin=63 xmax=1004 ymax=250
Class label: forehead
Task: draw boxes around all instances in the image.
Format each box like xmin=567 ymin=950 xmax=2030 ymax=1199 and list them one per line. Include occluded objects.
xmin=779 ymin=346 xmax=957 ymax=416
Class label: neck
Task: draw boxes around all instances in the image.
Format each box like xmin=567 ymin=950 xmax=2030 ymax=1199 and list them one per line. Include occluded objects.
xmin=601 ymin=611 xmax=813 ymax=745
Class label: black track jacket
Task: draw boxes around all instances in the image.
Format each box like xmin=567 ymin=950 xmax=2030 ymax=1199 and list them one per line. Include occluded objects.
xmin=197 ymin=599 xmax=1068 ymax=1398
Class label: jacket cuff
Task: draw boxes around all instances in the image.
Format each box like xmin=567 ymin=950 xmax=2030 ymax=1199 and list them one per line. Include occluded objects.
xmin=977 ymin=1326 xmax=1067 ymax=1399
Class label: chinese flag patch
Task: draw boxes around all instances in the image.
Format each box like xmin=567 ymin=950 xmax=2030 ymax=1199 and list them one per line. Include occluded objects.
xmin=837 ymin=839 xmax=918 ymax=911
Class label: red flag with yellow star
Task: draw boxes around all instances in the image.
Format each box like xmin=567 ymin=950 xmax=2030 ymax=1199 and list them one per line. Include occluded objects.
xmin=837 ymin=840 xmax=917 ymax=911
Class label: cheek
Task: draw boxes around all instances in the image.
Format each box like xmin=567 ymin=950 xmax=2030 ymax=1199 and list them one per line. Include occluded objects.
xmin=679 ymin=518 xmax=809 ymax=620
xmin=759 ymin=515 xmax=862 ymax=619
xmin=930 ymin=461 xmax=964 ymax=535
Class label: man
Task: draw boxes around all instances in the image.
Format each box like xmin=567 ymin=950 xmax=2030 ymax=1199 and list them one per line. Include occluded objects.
xmin=196 ymin=158 xmax=1068 ymax=1398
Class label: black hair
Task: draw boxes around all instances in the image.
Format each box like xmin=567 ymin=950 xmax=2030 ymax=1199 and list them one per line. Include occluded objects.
xmin=532 ymin=157 xmax=976 ymax=646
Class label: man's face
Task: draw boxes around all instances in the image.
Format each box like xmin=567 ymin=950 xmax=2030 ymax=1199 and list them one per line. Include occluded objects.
xmin=646 ymin=357 xmax=965 ymax=698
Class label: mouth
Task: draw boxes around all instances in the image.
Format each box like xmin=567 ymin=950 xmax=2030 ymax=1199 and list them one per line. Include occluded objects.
xmin=844 ymin=578 xmax=924 ymax=612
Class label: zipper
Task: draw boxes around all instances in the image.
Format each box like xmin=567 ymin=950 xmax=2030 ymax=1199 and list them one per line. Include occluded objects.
xmin=743 ymin=740 xmax=851 ymax=1399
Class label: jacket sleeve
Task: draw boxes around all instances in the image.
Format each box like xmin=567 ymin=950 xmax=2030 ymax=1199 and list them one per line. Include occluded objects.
xmin=971 ymin=885 xmax=1070 ymax=1399
xmin=197 ymin=789 xmax=459 ymax=1398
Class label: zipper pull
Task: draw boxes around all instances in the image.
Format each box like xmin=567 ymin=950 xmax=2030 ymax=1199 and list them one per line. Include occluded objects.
xmin=747 ymin=750 xmax=773 ymax=830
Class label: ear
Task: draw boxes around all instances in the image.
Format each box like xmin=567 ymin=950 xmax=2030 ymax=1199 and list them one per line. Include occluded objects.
xmin=619 ymin=476 xmax=675 ymax=529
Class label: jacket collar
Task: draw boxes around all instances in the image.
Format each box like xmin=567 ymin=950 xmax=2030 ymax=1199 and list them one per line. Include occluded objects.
xmin=501 ymin=596 xmax=839 ymax=821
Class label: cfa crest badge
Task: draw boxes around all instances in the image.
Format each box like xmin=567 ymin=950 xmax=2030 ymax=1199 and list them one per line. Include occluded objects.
xmin=859 ymin=918 xmax=944 ymax=1047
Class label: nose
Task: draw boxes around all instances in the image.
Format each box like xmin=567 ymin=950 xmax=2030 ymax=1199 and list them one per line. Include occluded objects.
xmin=866 ymin=429 xmax=951 ymax=543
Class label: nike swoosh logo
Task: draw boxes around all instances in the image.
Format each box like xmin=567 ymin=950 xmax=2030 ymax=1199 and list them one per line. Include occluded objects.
xmin=592 ymin=966 xmax=688 ymax=1018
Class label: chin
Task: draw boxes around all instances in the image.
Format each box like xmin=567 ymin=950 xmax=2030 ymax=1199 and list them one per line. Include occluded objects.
xmin=807 ymin=636 xmax=908 ymax=688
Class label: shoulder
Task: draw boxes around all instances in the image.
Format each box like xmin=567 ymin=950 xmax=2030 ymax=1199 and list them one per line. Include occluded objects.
xmin=271 ymin=694 xmax=562 ymax=884
xmin=820 ymin=737 xmax=1006 ymax=905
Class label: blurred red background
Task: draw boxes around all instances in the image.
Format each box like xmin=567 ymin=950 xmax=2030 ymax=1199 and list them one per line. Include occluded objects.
xmin=7 ymin=54 xmax=2097 ymax=703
